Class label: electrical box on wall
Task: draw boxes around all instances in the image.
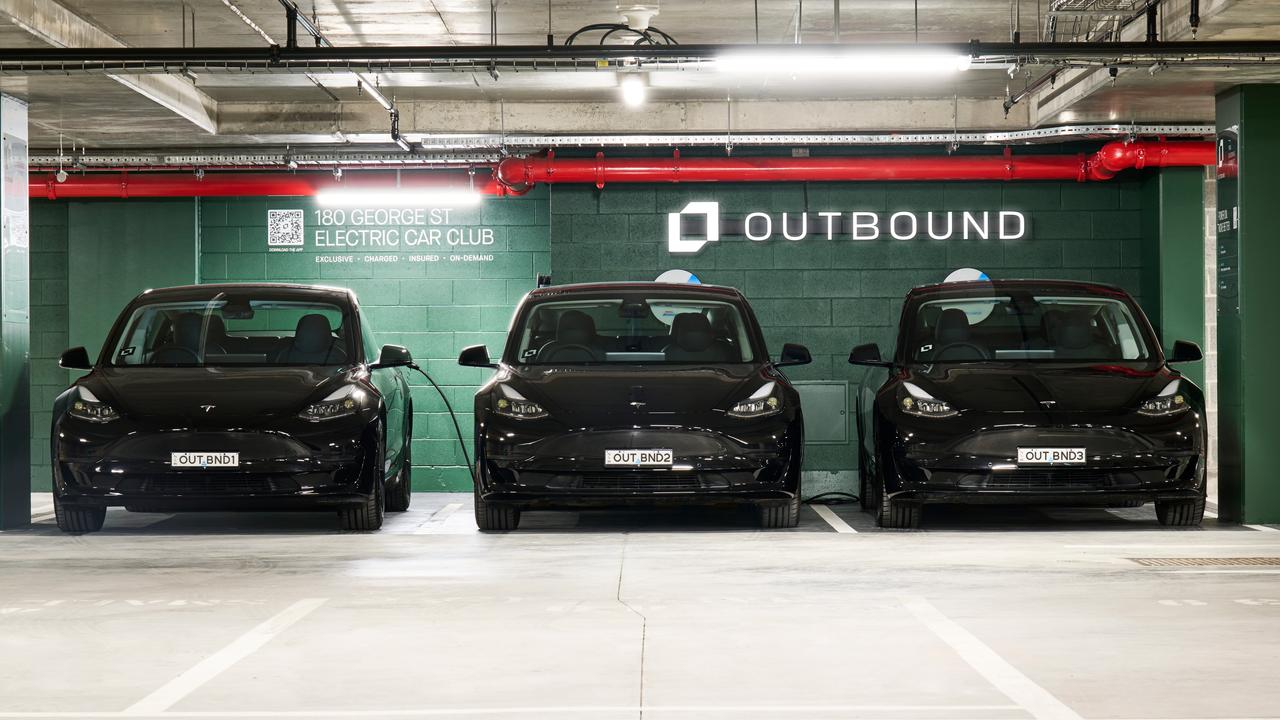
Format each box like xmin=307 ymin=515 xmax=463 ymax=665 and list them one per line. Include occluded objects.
xmin=792 ymin=381 xmax=848 ymax=444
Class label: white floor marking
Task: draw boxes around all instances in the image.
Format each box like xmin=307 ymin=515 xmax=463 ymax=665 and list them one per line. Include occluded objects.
xmin=30 ymin=505 xmax=53 ymax=516
xmin=904 ymin=597 xmax=1082 ymax=720
xmin=413 ymin=503 xmax=463 ymax=534
xmin=29 ymin=512 xmax=55 ymax=524
xmin=124 ymin=598 xmax=327 ymax=714
xmin=1204 ymin=509 xmax=1219 ymax=519
xmin=1063 ymin=544 xmax=1280 ymax=550
xmin=810 ymin=504 xmax=857 ymax=533
xmin=1157 ymin=569 xmax=1280 ymax=575
xmin=0 ymin=705 xmax=1025 ymax=718
xmin=1245 ymin=524 xmax=1280 ymax=532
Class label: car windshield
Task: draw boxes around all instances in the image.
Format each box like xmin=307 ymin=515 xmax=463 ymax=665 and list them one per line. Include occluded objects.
xmin=511 ymin=295 xmax=757 ymax=364
xmin=108 ymin=292 xmax=354 ymax=367
xmin=906 ymin=293 xmax=1153 ymax=364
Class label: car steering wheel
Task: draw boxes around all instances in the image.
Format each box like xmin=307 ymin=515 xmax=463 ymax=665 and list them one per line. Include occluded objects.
xmin=150 ymin=346 xmax=201 ymax=364
xmin=539 ymin=343 xmax=599 ymax=362
xmin=933 ymin=342 xmax=991 ymax=361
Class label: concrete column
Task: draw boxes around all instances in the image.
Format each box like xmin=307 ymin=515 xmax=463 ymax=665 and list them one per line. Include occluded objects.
xmin=0 ymin=94 xmax=31 ymax=529
xmin=1140 ymin=167 xmax=1207 ymax=390
xmin=1215 ymin=86 xmax=1280 ymax=524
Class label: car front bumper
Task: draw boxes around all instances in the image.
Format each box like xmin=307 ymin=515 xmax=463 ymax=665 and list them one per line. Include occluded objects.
xmin=478 ymin=421 xmax=802 ymax=508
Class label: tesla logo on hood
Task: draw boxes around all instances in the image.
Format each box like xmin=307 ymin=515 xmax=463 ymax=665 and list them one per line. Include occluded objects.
xmin=200 ymin=405 xmax=216 ymax=413
xmin=668 ymin=201 xmax=721 ymax=255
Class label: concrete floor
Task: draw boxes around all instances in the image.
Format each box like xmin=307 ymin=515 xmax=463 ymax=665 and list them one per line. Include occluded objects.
xmin=3 ymin=494 xmax=1280 ymax=720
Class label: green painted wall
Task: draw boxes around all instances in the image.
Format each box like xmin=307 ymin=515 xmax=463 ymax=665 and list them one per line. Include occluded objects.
xmin=1140 ymin=168 xmax=1206 ymax=389
xmin=25 ymin=175 xmax=1180 ymax=495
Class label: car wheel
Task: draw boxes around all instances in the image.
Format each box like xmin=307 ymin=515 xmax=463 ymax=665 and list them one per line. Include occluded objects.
xmin=473 ymin=485 xmax=520 ymax=532
xmin=53 ymin=494 xmax=105 ymax=534
xmin=1155 ymin=496 xmax=1205 ymax=527
xmin=857 ymin=444 xmax=874 ymax=513
xmin=759 ymin=494 xmax=800 ymax=529
xmin=340 ymin=427 xmax=386 ymax=531
xmin=384 ymin=443 xmax=412 ymax=513
xmin=876 ymin=485 xmax=921 ymax=529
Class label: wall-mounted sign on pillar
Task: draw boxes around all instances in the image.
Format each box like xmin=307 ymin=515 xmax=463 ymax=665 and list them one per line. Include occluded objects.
xmin=0 ymin=94 xmax=30 ymax=529
xmin=1215 ymin=86 xmax=1280 ymax=524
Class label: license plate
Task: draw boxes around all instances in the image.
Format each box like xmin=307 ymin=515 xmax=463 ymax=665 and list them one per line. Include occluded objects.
xmin=171 ymin=452 xmax=240 ymax=469
xmin=604 ymin=449 xmax=673 ymax=467
xmin=1016 ymin=447 xmax=1086 ymax=466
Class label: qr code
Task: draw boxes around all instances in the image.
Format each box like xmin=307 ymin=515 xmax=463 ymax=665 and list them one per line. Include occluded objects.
xmin=267 ymin=209 xmax=305 ymax=248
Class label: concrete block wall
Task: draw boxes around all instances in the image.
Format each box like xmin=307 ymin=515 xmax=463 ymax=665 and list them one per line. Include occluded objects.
xmin=551 ymin=180 xmax=1150 ymax=493
xmin=28 ymin=202 xmax=70 ymax=490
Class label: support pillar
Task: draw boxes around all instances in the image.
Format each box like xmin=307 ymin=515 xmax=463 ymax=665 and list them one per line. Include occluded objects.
xmin=1215 ymin=86 xmax=1280 ymax=524
xmin=1141 ymin=167 xmax=1207 ymax=390
xmin=0 ymin=94 xmax=31 ymax=529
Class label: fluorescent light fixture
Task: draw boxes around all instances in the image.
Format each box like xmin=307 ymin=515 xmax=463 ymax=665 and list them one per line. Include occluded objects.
xmin=619 ymin=74 xmax=647 ymax=107
xmin=713 ymin=50 xmax=972 ymax=76
xmin=314 ymin=188 xmax=483 ymax=207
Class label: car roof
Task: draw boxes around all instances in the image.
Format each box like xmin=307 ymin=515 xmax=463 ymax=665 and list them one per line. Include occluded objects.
xmin=130 ymin=283 xmax=356 ymax=304
xmin=907 ymin=279 xmax=1131 ymax=300
xmin=527 ymin=281 xmax=745 ymax=300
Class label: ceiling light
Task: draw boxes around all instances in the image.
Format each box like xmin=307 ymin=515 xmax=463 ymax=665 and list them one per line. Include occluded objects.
xmin=314 ymin=188 xmax=483 ymax=208
xmin=619 ymin=74 xmax=647 ymax=107
xmin=713 ymin=50 xmax=972 ymax=76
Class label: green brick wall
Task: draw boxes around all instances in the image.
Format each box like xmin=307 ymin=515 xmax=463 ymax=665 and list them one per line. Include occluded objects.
xmin=550 ymin=180 xmax=1148 ymax=492
xmin=199 ymin=190 xmax=551 ymax=491
xmin=29 ymin=201 xmax=70 ymax=490
xmin=25 ymin=179 xmax=1152 ymax=495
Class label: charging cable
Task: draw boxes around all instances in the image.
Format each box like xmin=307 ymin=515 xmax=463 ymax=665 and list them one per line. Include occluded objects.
xmin=408 ymin=363 xmax=476 ymax=483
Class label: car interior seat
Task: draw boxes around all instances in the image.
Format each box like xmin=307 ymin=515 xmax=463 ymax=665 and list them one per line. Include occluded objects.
xmin=663 ymin=312 xmax=734 ymax=362
xmin=274 ymin=314 xmax=348 ymax=364
xmin=537 ymin=310 xmax=604 ymax=362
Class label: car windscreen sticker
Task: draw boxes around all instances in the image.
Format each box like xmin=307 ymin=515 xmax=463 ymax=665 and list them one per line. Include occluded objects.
xmin=119 ymin=347 xmax=136 ymax=357
xmin=919 ymin=344 xmax=932 ymax=354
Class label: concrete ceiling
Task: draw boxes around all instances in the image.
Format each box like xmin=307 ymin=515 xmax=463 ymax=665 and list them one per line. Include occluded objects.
xmin=0 ymin=0 xmax=1277 ymax=151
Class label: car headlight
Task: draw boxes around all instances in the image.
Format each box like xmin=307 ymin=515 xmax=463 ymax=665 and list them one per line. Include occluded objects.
xmin=495 ymin=384 xmax=547 ymax=420
xmin=299 ymin=384 xmax=367 ymax=422
xmin=898 ymin=381 xmax=958 ymax=419
xmin=728 ymin=381 xmax=783 ymax=419
xmin=1139 ymin=380 xmax=1189 ymax=417
xmin=69 ymin=387 xmax=119 ymax=424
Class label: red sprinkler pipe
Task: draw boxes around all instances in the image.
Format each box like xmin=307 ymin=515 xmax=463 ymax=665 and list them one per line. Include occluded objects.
xmin=29 ymin=171 xmax=514 ymax=200
xmin=495 ymin=141 xmax=1216 ymax=190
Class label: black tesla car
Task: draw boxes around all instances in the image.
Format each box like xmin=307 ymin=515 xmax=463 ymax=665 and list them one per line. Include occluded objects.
xmin=458 ymin=282 xmax=811 ymax=531
xmin=850 ymin=279 xmax=1207 ymax=529
xmin=51 ymin=283 xmax=416 ymax=533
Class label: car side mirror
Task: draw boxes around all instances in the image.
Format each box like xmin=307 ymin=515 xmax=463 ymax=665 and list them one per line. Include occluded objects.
xmin=458 ymin=344 xmax=497 ymax=369
xmin=371 ymin=344 xmax=413 ymax=369
xmin=1169 ymin=340 xmax=1203 ymax=364
xmin=776 ymin=343 xmax=812 ymax=367
xmin=60 ymin=347 xmax=92 ymax=370
xmin=849 ymin=343 xmax=892 ymax=367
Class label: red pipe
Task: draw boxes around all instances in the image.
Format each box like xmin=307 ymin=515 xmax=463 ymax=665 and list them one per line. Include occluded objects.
xmin=29 ymin=171 xmax=513 ymax=200
xmin=28 ymin=140 xmax=1215 ymax=199
xmin=495 ymin=140 xmax=1216 ymax=190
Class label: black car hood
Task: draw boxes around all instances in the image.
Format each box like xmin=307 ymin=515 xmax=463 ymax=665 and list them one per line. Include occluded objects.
xmin=906 ymin=362 xmax=1174 ymax=413
xmin=503 ymin=364 xmax=766 ymax=423
xmin=88 ymin=366 xmax=350 ymax=424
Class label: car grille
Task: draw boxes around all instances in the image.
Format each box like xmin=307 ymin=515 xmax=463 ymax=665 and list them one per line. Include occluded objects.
xmin=134 ymin=476 xmax=289 ymax=494
xmin=957 ymin=469 xmax=1142 ymax=490
xmin=579 ymin=473 xmax=703 ymax=491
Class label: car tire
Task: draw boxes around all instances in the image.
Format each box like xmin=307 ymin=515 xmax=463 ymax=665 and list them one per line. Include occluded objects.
xmin=876 ymin=487 xmax=921 ymax=530
xmin=1155 ymin=496 xmax=1205 ymax=527
xmin=474 ymin=485 xmax=520 ymax=532
xmin=340 ymin=427 xmax=386 ymax=531
xmin=857 ymin=444 xmax=875 ymax=513
xmin=53 ymin=494 xmax=105 ymax=534
xmin=385 ymin=444 xmax=412 ymax=513
xmin=759 ymin=494 xmax=800 ymax=529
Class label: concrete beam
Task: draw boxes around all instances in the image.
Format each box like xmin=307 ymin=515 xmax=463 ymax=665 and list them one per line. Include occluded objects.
xmin=0 ymin=0 xmax=217 ymax=134
xmin=217 ymin=97 xmax=1028 ymax=138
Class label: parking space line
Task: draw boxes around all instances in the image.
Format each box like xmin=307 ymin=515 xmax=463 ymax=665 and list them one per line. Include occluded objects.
xmin=0 ymin=704 xmax=1027 ymax=718
xmin=413 ymin=502 xmax=463 ymax=534
xmin=124 ymin=598 xmax=327 ymax=714
xmin=904 ymin=597 xmax=1081 ymax=720
xmin=1157 ymin=569 xmax=1280 ymax=575
xmin=1245 ymin=524 xmax=1280 ymax=533
xmin=810 ymin=504 xmax=858 ymax=533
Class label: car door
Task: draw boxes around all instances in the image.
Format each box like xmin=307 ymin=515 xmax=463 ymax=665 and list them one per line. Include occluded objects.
xmin=358 ymin=306 xmax=407 ymax=474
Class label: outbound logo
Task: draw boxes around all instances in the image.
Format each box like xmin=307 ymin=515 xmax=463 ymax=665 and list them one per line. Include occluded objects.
xmin=667 ymin=201 xmax=1028 ymax=255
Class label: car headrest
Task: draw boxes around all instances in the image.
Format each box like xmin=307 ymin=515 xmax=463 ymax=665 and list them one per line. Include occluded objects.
xmin=935 ymin=308 xmax=971 ymax=345
xmin=294 ymin=314 xmax=334 ymax=354
xmin=671 ymin=312 xmax=714 ymax=352
xmin=556 ymin=310 xmax=596 ymax=346
xmin=173 ymin=313 xmax=205 ymax=349
xmin=1056 ymin=311 xmax=1094 ymax=350
xmin=206 ymin=314 xmax=228 ymax=341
